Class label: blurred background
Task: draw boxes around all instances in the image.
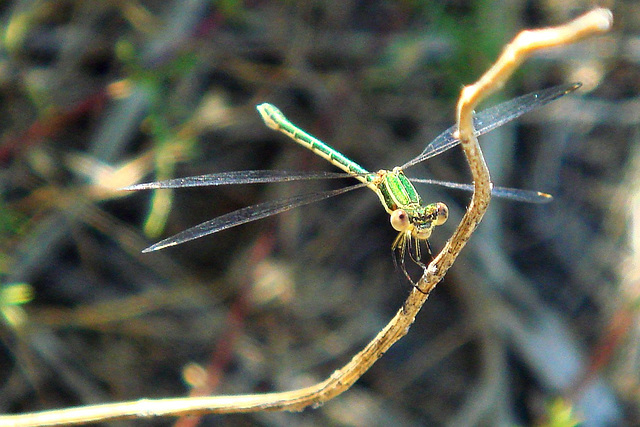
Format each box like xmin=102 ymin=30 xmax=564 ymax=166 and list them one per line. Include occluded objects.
xmin=0 ymin=1 xmax=636 ymax=426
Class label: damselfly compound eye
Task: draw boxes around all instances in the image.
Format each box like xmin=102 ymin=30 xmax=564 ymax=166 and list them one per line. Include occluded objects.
xmin=433 ymin=203 xmax=448 ymax=226
xmin=390 ymin=209 xmax=410 ymax=232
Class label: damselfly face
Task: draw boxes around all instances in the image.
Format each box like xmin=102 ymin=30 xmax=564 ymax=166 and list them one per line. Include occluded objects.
xmin=390 ymin=202 xmax=448 ymax=284
xmin=390 ymin=201 xmax=448 ymax=239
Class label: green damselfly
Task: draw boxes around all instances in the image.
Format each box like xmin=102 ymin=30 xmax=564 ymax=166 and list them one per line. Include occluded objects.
xmin=124 ymin=83 xmax=579 ymax=279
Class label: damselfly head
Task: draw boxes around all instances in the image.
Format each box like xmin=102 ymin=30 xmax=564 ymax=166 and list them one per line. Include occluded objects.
xmin=398 ymin=202 xmax=449 ymax=241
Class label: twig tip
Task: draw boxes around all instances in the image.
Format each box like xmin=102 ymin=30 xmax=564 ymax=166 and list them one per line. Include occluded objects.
xmin=590 ymin=8 xmax=613 ymax=32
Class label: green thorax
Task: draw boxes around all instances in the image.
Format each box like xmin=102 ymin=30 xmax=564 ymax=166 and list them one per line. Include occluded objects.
xmin=370 ymin=169 xmax=423 ymax=214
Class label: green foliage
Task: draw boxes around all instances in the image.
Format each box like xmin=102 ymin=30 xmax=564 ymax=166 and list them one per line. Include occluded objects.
xmin=540 ymin=398 xmax=583 ymax=427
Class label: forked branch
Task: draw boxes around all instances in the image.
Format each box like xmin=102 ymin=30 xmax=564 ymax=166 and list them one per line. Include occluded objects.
xmin=0 ymin=8 xmax=612 ymax=427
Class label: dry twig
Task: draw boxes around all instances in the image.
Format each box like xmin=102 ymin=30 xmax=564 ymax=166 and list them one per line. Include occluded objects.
xmin=0 ymin=8 xmax=612 ymax=427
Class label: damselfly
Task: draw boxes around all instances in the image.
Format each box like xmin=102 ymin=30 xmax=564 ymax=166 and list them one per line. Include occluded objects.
xmin=124 ymin=83 xmax=579 ymax=279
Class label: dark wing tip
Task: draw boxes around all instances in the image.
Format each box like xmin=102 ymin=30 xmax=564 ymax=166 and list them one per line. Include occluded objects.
xmin=536 ymin=192 xmax=554 ymax=203
xmin=567 ymin=82 xmax=582 ymax=93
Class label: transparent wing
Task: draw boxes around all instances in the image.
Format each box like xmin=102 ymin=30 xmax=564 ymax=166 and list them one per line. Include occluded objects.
xmin=401 ymin=83 xmax=581 ymax=170
xmin=409 ymin=178 xmax=552 ymax=203
xmin=122 ymin=170 xmax=359 ymax=190
xmin=142 ymin=182 xmax=369 ymax=252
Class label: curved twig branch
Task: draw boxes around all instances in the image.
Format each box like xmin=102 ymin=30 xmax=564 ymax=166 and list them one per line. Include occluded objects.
xmin=0 ymin=8 xmax=612 ymax=427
